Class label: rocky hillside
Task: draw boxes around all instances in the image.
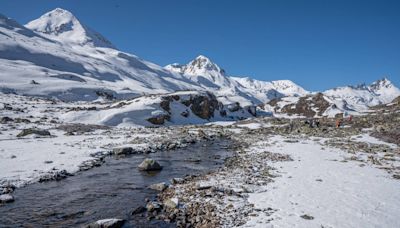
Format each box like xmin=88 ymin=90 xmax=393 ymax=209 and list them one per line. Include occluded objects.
xmin=61 ymin=91 xmax=260 ymax=126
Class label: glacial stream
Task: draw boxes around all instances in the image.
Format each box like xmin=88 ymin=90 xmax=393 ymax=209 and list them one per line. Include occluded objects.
xmin=0 ymin=139 xmax=233 ymax=227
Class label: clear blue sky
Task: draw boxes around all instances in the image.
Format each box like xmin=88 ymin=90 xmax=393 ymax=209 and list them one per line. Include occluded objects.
xmin=1 ymin=0 xmax=399 ymax=91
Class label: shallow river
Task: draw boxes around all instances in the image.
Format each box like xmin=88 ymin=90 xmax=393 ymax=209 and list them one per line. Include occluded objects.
xmin=0 ymin=139 xmax=233 ymax=227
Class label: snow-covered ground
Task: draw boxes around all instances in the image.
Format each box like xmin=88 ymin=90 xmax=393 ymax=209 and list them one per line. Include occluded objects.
xmin=243 ymin=136 xmax=400 ymax=228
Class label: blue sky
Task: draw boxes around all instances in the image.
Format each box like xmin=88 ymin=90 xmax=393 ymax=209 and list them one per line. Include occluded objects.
xmin=1 ymin=0 xmax=399 ymax=91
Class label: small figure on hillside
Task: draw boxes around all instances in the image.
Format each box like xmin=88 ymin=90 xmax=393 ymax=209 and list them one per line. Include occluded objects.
xmin=289 ymin=120 xmax=294 ymax=132
xmin=335 ymin=119 xmax=342 ymax=128
xmin=315 ymin=119 xmax=320 ymax=128
xmin=348 ymin=115 xmax=353 ymax=122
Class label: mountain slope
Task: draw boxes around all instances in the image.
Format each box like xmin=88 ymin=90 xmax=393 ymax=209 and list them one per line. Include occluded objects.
xmin=0 ymin=9 xmax=202 ymax=101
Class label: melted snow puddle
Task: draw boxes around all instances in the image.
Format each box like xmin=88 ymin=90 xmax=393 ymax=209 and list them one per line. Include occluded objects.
xmin=0 ymin=139 xmax=233 ymax=227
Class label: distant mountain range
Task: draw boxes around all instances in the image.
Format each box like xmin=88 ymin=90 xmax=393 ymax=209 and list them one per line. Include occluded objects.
xmin=1 ymin=8 xmax=399 ymax=118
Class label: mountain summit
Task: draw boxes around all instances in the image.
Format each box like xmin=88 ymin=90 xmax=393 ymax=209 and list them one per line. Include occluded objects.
xmin=166 ymin=55 xmax=232 ymax=88
xmin=25 ymin=8 xmax=114 ymax=48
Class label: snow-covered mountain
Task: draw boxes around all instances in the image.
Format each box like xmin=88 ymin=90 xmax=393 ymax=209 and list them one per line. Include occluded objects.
xmin=1 ymin=8 xmax=399 ymax=119
xmin=25 ymin=8 xmax=114 ymax=48
xmin=231 ymin=77 xmax=308 ymax=97
xmin=265 ymin=78 xmax=400 ymax=117
xmin=0 ymin=9 xmax=202 ymax=101
xmin=323 ymin=78 xmax=400 ymax=111
xmin=165 ymin=55 xmax=307 ymax=105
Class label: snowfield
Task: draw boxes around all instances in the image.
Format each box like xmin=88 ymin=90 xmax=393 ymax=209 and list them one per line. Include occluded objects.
xmin=243 ymin=136 xmax=400 ymax=228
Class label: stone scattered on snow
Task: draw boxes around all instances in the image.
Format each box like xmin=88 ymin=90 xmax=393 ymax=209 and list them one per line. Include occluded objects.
xmin=16 ymin=128 xmax=51 ymax=137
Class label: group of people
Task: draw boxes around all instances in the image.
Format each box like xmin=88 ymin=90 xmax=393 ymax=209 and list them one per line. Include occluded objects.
xmin=288 ymin=113 xmax=353 ymax=132
xmin=335 ymin=114 xmax=353 ymax=128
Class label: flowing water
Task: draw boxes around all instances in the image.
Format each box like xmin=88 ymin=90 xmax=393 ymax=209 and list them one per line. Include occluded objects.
xmin=0 ymin=139 xmax=233 ymax=227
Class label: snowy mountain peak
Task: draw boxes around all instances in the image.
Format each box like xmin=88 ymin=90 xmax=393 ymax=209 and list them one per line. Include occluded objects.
xmin=165 ymin=55 xmax=231 ymax=88
xmin=186 ymin=55 xmax=226 ymax=76
xmin=369 ymin=77 xmax=393 ymax=91
xmin=25 ymin=8 xmax=115 ymax=48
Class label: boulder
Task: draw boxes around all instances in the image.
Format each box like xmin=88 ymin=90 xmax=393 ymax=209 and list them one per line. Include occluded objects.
xmin=17 ymin=128 xmax=51 ymax=137
xmin=160 ymin=97 xmax=172 ymax=112
xmin=138 ymin=158 xmax=163 ymax=171
xmin=147 ymin=111 xmax=171 ymax=125
xmin=148 ymin=182 xmax=168 ymax=191
xmin=163 ymin=197 xmax=179 ymax=210
xmin=146 ymin=201 xmax=162 ymax=212
xmin=85 ymin=218 xmax=125 ymax=228
xmin=0 ymin=116 xmax=13 ymax=124
xmin=0 ymin=194 xmax=14 ymax=203
xmin=227 ymin=102 xmax=241 ymax=112
xmin=112 ymin=147 xmax=133 ymax=155
xmin=189 ymin=93 xmax=219 ymax=119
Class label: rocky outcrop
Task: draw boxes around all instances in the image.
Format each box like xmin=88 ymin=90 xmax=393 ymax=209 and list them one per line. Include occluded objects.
xmin=188 ymin=92 xmax=220 ymax=119
xmin=147 ymin=114 xmax=171 ymax=125
xmin=281 ymin=93 xmax=330 ymax=117
xmin=227 ymin=102 xmax=241 ymax=112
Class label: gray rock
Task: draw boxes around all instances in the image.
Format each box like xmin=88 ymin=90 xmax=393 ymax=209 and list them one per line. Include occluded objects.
xmin=0 ymin=116 xmax=13 ymax=124
xmin=163 ymin=198 xmax=179 ymax=210
xmin=138 ymin=158 xmax=163 ymax=171
xmin=112 ymin=147 xmax=133 ymax=155
xmin=148 ymin=182 xmax=168 ymax=191
xmin=147 ymin=112 xmax=171 ymax=125
xmin=0 ymin=194 xmax=14 ymax=203
xmin=146 ymin=201 xmax=162 ymax=212
xmin=85 ymin=218 xmax=125 ymax=228
xmin=17 ymin=128 xmax=51 ymax=137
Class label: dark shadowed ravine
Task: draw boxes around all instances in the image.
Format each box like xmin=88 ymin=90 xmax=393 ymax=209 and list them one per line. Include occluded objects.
xmin=0 ymin=139 xmax=233 ymax=227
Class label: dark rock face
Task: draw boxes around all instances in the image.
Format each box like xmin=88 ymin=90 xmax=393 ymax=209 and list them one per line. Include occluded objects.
xmin=220 ymin=109 xmax=227 ymax=117
xmin=95 ymin=91 xmax=115 ymax=100
xmin=17 ymin=128 xmax=51 ymax=137
xmin=147 ymin=114 xmax=171 ymax=125
xmin=160 ymin=97 xmax=172 ymax=113
xmin=138 ymin=158 xmax=163 ymax=171
xmin=281 ymin=93 xmax=330 ymax=117
xmin=0 ymin=116 xmax=13 ymax=124
xmin=246 ymin=106 xmax=257 ymax=117
xmin=393 ymin=96 xmax=400 ymax=104
xmin=189 ymin=92 xmax=220 ymax=119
